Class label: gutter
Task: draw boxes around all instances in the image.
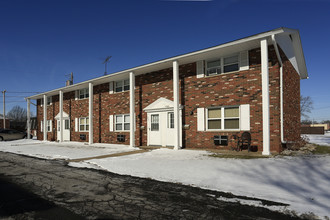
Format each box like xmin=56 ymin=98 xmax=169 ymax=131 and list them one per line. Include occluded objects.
xmin=271 ymin=34 xmax=285 ymax=144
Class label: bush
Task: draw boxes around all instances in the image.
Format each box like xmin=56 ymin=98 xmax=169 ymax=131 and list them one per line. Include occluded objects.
xmin=287 ymin=136 xmax=309 ymax=151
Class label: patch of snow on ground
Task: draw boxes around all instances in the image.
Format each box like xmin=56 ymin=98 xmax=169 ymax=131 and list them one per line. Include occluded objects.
xmin=305 ymin=133 xmax=330 ymax=146
xmin=0 ymin=139 xmax=136 ymax=159
xmin=72 ymin=148 xmax=330 ymax=218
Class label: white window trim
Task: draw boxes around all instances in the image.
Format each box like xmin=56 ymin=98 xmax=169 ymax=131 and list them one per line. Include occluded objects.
xmin=205 ymin=53 xmax=240 ymax=77
xmin=115 ymin=114 xmax=130 ymax=132
xmin=167 ymin=112 xmax=174 ymax=129
xmin=115 ymin=79 xmax=130 ymax=93
xmin=79 ymin=117 xmax=89 ymax=132
xmin=206 ymin=106 xmax=240 ymax=131
xmin=46 ymin=120 xmax=52 ymax=132
xmin=78 ymin=88 xmax=89 ymax=100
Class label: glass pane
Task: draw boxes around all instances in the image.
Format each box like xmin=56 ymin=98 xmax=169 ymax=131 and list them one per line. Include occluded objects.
xmin=224 ymin=64 xmax=239 ymax=73
xmin=208 ymin=109 xmax=221 ymax=119
xmin=207 ymin=60 xmax=220 ymax=68
xmin=224 ymin=55 xmax=238 ymax=65
xmin=151 ymin=114 xmax=159 ymax=131
xmin=85 ymin=125 xmax=89 ymax=131
xmin=115 ymin=87 xmax=122 ymax=92
xmin=116 ymin=124 xmax=122 ymax=131
xmin=225 ymin=107 xmax=239 ymax=118
xmin=85 ymin=93 xmax=89 ymax=98
xmin=208 ymin=120 xmax=221 ymax=129
xmin=124 ymin=123 xmax=130 ymax=130
xmin=168 ymin=112 xmax=174 ymax=128
xmin=116 ymin=81 xmax=123 ymax=87
xmin=124 ymin=115 xmax=130 ymax=122
xmin=206 ymin=67 xmax=221 ymax=76
xmin=116 ymin=115 xmax=123 ymax=123
xmin=124 ymin=85 xmax=130 ymax=91
xmin=86 ymin=118 xmax=89 ymax=125
xmin=124 ymin=79 xmax=129 ymax=86
xmin=65 ymin=120 xmax=70 ymax=129
xmin=80 ymin=125 xmax=84 ymax=131
xmin=225 ymin=119 xmax=239 ymax=129
xmin=80 ymin=118 xmax=85 ymax=124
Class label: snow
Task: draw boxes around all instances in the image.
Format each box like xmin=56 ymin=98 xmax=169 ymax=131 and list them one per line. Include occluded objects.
xmin=0 ymin=138 xmax=329 ymax=218
xmin=0 ymin=139 xmax=136 ymax=159
xmin=305 ymin=132 xmax=330 ymax=146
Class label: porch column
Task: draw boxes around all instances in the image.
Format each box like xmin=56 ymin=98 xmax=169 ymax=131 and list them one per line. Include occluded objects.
xmin=173 ymin=60 xmax=180 ymax=150
xmin=88 ymin=83 xmax=93 ymax=145
xmin=59 ymin=90 xmax=63 ymax=142
xmin=27 ymin=98 xmax=31 ymax=139
xmin=261 ymin=38 xmax=270 ymax=155
xmin=129 ymin=72 xmax=135 ymax=148
xmin=43 ymin=95 xmax=47 ymax=141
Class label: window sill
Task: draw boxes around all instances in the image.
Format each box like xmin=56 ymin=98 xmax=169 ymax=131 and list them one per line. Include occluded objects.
xmin=204 ymin=70 xmax=241 ymax=79
xmin=205 ymin=129 xmax=241 ymax=132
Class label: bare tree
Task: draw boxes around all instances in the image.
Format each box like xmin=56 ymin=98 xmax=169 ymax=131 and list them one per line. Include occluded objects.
xmin=300 ymin=96 xmax=313 ymax=119
xmin=7 ymin=105 xmax=27 ymax=122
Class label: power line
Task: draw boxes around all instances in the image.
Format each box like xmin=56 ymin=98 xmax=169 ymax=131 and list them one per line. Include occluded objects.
xmin=6 ymin=91 xmax=41 ymax=94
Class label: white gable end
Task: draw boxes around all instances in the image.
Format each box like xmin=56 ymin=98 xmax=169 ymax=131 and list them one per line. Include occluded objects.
xmin=276 ymin=34 xmax=300 ymax=74
xmin=55 ymin=111 xmax=69 ymax=119
xmin=144 ymin=97 xmax=182 ymax=112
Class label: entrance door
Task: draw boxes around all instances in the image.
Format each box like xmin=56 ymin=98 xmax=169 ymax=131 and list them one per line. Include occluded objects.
xmin=57 ymin=118 xmax=70 ymax=141
xmin=148 ymin=113 xmax=161 ymax=146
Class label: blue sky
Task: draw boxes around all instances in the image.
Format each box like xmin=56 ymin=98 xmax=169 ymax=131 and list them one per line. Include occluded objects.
xmin=0 ymin=0 xmax=329 ymax=121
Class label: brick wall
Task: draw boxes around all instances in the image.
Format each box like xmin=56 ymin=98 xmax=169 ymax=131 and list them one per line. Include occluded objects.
xmin=36 ymin=45 xmax=301 ymax=153
xmin=0 ymin=119 xmax=10 ymax=129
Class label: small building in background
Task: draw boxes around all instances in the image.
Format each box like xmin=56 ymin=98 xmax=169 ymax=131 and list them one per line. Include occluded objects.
xmin=0 ymin=114 xmax=10 ymax=129
xmin=310 ymin=123 xmax=330 ymax=131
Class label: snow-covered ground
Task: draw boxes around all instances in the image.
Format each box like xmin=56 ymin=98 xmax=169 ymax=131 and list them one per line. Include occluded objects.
xmin=0 ymin=139 xmax=136 ymax=160
xmin=305 ymin=132 xmax=330 ymax=146
xmin=0 ymin=138 xmax=329 ymax=218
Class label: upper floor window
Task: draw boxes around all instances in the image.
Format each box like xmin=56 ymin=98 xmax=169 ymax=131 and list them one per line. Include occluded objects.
xmin=207 ymin=106 xmax=239 ymax=130
xmin=40 ymin=97 xmax=52 ymax=106
xmin=79 ymin=88 xmax=89 ymax=99
xmin=206 ymin=54 xmax=239 ymax=76
xmin=115 ymin=79 xmax=129 ymax=92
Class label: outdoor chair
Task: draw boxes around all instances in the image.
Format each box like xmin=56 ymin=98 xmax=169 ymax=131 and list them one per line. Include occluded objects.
xmin=231 ymin=132 xmax=252 ymax=152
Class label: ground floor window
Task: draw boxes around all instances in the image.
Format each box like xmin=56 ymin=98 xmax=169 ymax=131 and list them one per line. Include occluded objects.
xmin=207 ymin=106 xmax=239 ymax=130
xmin=79 ymin=117 xmax=89 ymax=132
xmin=115 ymin=114 xmax=130 ymax=131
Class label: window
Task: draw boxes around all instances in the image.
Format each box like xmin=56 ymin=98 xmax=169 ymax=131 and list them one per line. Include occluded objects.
xmin=168 ymin=112 xmax=174 ymax=129
xmin=65 ymin=119 xmax=70 ymax=129
xmin=79 ymin=117 xmax=89 ymax=132
xmin=115 ymin=79 xmax=129 ymax=92
xmin=207 ymin=106 xmax=239 ymax=130
xmin=40 ymin=97 xmax=52 ymax=106
xmin=79 ymin=88 xmax=89 ymax=99
xmin=47 ymin=120 xmax=52 ymax=132
xmin=115 ymin=114 xmax=130 ymax=131
xmin=206 ymin=54 xmax=239 ymax=76
xmin=151 ymin=114 xmax=159 ymax=131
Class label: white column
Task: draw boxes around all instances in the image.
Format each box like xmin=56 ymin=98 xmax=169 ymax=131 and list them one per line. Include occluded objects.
xmin=89 ymin=83 xmax=93 ymax=145
xmin=27 ymin=98 xmax=31 ymax=139
xmin=261 ymin=39 xmax=270 ymax=155
xmin=59 ymin=90 xmax=63 ymax=142
xmin=173 ymin=60 xmax=180 ymax=150
xmin=129 ymin=72 xmax=135 ymax=148
xmin=43 ymin=95 xmax=47 ymax=141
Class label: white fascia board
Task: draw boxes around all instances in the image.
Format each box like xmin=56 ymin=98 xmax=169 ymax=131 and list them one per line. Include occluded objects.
xmin=27 ymin=28 xmax=290 ymax=100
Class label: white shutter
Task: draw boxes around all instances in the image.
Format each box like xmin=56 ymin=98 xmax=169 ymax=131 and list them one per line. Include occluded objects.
xmin=49 ymin=120 xmax=52 ymax=132
xmin=239 ymin=51 xmax=249 ymax=71
xmin=41 ymin=121 xmax=43 ymax=132
xmin=240 ymin=104 xmax=250 ymax=131
xmin=197 ymin=108 xmax=205 ymax=131
xmin=75 ymin=90 xmax=78 ymax=100
xmin=49 ymin=97 xmax=52 ymax=105
xmin=196 ymin=61 xmax=204 ymax=78
xmin=75 ymin=118 xmax=78 ymax=132
xmin=109 ymin=82 xmax=114 ymax=94
xmin=109 ymin=115 xmax=114 ymax=131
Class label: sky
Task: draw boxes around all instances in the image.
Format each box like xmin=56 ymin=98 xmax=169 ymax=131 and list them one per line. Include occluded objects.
xmin=0 ymin=0 xmax=329 ymax=121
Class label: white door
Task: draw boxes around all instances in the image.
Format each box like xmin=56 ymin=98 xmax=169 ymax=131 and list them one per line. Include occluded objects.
xmin=148 ymin=113 xmax=162 ymax=146
xmin=165 ymin=112 xmax=175 ymax=146
xmin=57 ymin=118 xmax=70 ymax=141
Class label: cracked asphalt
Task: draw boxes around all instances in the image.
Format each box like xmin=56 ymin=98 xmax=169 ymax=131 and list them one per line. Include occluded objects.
xmin=0 ymin=151 xmax=303 ymax=219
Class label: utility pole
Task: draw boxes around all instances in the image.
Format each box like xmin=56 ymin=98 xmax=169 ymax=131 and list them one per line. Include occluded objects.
xmin=2 ymin=90 xmax=6 ymax=128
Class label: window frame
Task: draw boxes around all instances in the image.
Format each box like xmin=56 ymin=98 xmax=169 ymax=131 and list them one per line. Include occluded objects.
xmin=40 ymin=97 xmax=52 ymax=106
xmin=115 ymin=79 xmax=130 ymax=93
xmin=115 ymin=114 xmax=130 ymax=132
xmin=79 ymin=117 xmax=89 ymax=132
xmin=46 ymin=120 xmax=52 ymax=132
xmin=167 ymin=112 xmax=174 ymax=129
xmin=205 ymin=53 xmax=240 ymax=77
xmin=78 ymin=88 xmax=89 ymax=100
xmin=206 ymin=106 xmax=240 ymax=131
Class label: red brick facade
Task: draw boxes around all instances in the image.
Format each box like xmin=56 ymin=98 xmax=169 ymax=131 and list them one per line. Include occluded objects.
xmin=37 ymin=45 xmax=301 ymax=153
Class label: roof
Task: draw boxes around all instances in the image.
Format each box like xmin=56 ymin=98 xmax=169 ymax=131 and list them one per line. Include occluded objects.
xmin=27 ymin=27 xmax=308 ymax=100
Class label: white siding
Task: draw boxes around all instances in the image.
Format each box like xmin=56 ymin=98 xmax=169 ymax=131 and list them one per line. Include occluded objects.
xmin=109 ymin=81 xmax=114 ymax=94
xmin=196 ymin=61 xmax=204 ymax=78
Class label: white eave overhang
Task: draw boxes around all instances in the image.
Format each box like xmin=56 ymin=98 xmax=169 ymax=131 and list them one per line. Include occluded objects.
xmin=26 ymin=27 xmax=308 ymax=100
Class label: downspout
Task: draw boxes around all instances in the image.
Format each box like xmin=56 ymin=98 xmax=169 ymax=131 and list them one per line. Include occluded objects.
xmin=271 ymin=35 xmax=285 ymax=144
